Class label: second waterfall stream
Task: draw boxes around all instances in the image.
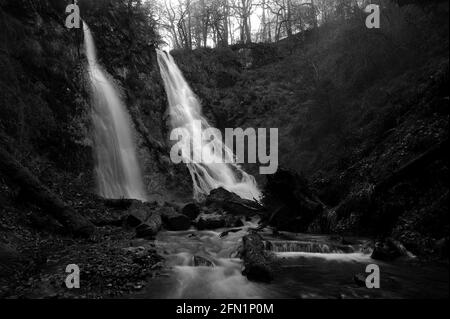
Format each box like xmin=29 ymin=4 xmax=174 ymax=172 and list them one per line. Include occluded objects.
xmin=83 ymin=23 xmax=146 ymax=201
xmin=157 ymin=50 xmax=261 ymax=201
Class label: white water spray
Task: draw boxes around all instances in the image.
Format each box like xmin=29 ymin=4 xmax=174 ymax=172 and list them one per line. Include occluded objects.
xmin=156 ymin=50 xmax=261 ymax=201
xmin=83 ymin=23 xmax=146 ymax=201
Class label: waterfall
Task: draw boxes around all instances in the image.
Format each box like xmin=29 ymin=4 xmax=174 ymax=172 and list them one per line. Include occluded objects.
xmin=156 ymin=50 xmax=261 ymax=201
xmin=265 ymin=240 xmax=354 ymax=253
xmin=83 ymin=23 xmax=146 ymax=201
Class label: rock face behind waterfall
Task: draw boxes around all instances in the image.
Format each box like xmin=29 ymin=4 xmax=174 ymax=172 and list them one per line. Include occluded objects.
xmin=263 ymin=169 xmax=324 ymax=232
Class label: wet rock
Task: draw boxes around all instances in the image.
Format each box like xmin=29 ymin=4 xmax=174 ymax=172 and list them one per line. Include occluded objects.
xmin=234 ymin=218 xmax=244 ymax=227
xmin=241 ymin=233 xmax=274 ymax=283
xmin=182 ymin=203 xmax=201 ymax=220
xmin=206 ymin=187 xmax=262 ymax=216
xmin=263 ymin=168 xmax=324 ymax=232
xmin=126 ymin=202 xmax=162 ymax=237
xmin=219 ymin=228 xmax=242 ymax=238
xmin=160 ymin=207 xmax=191 ymax=231
xmin=371 ymin=238 xmax=413 ymax=261
xmin=135 ymin=223 xmax=156 ymax=239
xmin=141 ymin=214 xmax=162 ymax=237
xmin=163 ymin=201 xmax=182 ymax=212
xmin=196 ymin=213 xmax=226 ymax=230
xmin=126 ymin=202 xmax=153 ymax=227
xmin=193 ymin=255 xmax=215 ymax=267
xmin=225 ymin=215 xmax=244 ymax=228
xmin=353 ymin=273 xmax=366 ymax=287
xmin=434 ymin=237 xmax=449 ymax=258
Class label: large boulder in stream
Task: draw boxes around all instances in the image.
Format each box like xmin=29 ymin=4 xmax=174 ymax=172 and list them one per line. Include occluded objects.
xmin=205 ymin=187 xmax=263 ymax=216
xmin=371 ymin=238 xmax=414 ymax=261
xmin=263 ymin=168 xmax=324 ymax=232
xmin=159 ymin=206 xmax=191 ymax=231
xmin=196 ymin=213 xmax=226 ymax=230
xmin=241 ymin=233 xmax=274 ymax=283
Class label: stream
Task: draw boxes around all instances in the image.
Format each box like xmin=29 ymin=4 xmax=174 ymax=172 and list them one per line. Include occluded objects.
xmin=134 ymin=220 xmax=449 ymax=299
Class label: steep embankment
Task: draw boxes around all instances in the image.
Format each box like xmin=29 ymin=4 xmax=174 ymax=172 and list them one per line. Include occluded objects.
xmin=173 ymin=3 xmax=449 ymax=257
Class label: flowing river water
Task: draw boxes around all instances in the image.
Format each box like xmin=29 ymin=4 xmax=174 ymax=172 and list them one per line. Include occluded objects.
xmin=133 ymin=220 xmax=448 ymax=299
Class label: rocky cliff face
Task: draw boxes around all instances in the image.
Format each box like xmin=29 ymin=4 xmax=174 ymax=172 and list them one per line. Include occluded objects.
xmin=0 ymin=0 xmax=192 ymax=204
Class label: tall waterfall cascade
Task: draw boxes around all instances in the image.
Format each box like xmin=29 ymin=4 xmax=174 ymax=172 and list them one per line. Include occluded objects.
xmin=83 ymin=23 xmax=146 ymax=201
xmin=156 ymin=50 xmax=261 ymax=201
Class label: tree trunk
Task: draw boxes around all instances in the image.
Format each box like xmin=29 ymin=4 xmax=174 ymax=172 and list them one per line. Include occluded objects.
xmin=286 ymin=0 xmax=292 ymax=37
xmin=244 ymin=16 xmax=251 ymax=43
xmin=261 ymin=0 xmax=266 ymax=42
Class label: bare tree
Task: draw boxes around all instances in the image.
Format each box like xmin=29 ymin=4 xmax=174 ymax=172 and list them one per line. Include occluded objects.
xmin=230 ymin=0 xmax=254 ymax=43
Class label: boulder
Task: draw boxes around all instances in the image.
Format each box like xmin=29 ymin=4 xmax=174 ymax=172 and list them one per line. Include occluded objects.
xmin=126 ymin=202 xmax=162 ymax=237
xmin=241 ymin=233 xmax=274 ymax=283
xmin=196 ymin=213 xmax=226 ymax=230
xmin=207 ymin=187 xmax=242 ymax=203
xmin=219 ymin=228 xmax=242 ymax=238
xmin=182 ymin=203 xmax=201 ymax=220
xmin=206 ymin=187 xmax=263 ymax=216
xmin=353 ymin=273 xmax=366 ymax=287
xmin=263 ymin=168 xmax=324 ymax=232
xmin=126 ymin=202 xmax=152 ymax=227
xmin=371 ymin=238 xmax=413 ymax=261
xmin=135 ymin=223 xmax=157 ymax=239
xmin=193 ymin=255 xmax=215 ymax=267
xmin=159 ymin=207 xmax=191 ymax=231
xmin=434 ymin=237 xmax=449 ymax=258
xmin=224 ymin=215 xmax=244 ymax=228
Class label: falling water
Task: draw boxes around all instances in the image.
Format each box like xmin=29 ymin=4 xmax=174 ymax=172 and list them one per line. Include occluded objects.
xmin=156 ymin=50 xmax=261 ymax=201
xmin=83 ymin=23 xmax=146 ymax=201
